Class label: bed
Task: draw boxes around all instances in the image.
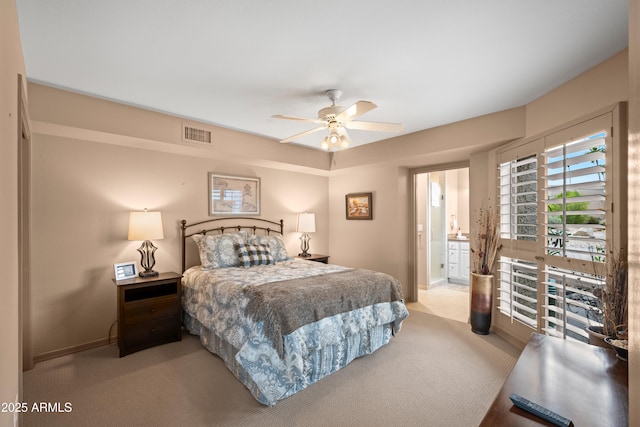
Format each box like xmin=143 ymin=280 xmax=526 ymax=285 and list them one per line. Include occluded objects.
xmin=180 ymin=217 xmax=409 ymax=406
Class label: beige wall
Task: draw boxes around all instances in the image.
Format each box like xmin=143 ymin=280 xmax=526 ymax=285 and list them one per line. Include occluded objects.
xmin=328 ymin=165 xmax=410 ymax=292
xmin=28 ymin=84 xmax=332 ymax=175
xmin=331 ymin=106 xmax=526 ymax=171
xmin=526 ymin=49 xmax=629 ymax=137
xmin=628 ymin=0 xmax=639 ymax=422
xmin=1 ymin=0 xmax=27 ymax=424
xmin=446 ymin=171 xmax=459 ymax=235
xmin=446 ymin=168 xmax=469 ymax=235
xmin=28 ymin=84 xmax=331 ymax=357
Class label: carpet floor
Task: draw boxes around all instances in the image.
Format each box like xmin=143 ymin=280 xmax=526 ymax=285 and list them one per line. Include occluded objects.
xmin=409 ymin=285 xmax=469 ymax=323
xmin=23 ymin=310 xmax=519 ymax=427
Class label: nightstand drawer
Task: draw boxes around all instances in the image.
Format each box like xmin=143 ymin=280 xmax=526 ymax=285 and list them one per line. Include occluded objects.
xmin=114 ymin=271 xmax=182 ymax=357
xmin=121 ymin=315 xmax=181 ymax=349
xmin=123 ymin=295 xmax=179 ymax=325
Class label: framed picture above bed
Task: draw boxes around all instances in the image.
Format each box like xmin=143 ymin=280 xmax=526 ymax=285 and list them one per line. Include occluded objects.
xmin=345 ymin=192 xmax=373 ymax=220
xmin=209 ymin=173 xmax=260 ymax=216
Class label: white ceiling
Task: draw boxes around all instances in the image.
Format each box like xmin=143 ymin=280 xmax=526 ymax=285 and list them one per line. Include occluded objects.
xmin=16 ymin=1 xmax=628 ymax=151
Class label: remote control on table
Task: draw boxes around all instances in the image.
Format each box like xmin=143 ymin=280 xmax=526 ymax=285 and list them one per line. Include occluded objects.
xmin=509 ymin=393 xmax=573 ymax=427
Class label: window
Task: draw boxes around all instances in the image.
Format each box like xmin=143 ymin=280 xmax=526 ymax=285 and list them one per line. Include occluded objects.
xmin=494 ymin=109 xmax=624 ymax=344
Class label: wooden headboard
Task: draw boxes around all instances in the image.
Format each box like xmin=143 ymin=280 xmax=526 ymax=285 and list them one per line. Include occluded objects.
xmin=180 ymin=217 xmax=284 ymax=272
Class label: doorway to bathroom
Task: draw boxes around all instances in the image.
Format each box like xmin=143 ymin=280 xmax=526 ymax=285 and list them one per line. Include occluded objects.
xmin=410 ymin=164 xmax=470 ymax=323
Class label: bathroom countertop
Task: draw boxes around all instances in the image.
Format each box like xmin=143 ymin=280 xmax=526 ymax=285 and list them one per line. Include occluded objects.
xmin=448 ymin=235 xmax=469 ymax=242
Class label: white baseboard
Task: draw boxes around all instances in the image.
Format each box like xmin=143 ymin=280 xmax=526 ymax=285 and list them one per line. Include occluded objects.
xmin=429 ymin=278 xmax=447 ymax=288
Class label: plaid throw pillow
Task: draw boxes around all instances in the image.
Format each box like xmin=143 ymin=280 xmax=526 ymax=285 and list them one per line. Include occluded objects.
xmin=236 ymin=243 xmax=275 ymax=268
xmin=246 ymin=234 xmax=292 ymax=262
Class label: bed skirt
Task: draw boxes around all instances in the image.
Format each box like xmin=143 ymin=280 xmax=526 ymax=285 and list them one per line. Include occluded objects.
xmin=183 ymin=313 xmax=395 ymax=406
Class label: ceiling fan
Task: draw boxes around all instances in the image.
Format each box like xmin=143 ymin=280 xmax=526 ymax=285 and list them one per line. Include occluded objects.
xmin=273 ymin=89 xmax=403 ymax=150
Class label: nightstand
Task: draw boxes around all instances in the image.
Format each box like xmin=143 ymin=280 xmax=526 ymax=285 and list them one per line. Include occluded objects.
xmin=296 ymin=254 xmax=330 ymax=264
xmin=113 ymin=271 xmax=182 ymax=357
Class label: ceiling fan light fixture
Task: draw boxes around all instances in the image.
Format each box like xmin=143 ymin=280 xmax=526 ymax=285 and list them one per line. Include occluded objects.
xmin=329 ymin=131 xmax=339 ymax=144
xmin=274 ymin=89 xmax=402 ymax=148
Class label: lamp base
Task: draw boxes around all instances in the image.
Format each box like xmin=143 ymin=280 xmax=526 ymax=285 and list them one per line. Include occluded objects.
xmin=299 ymin=233 xmax=311 ymax=258
xmin=139 ymin=270 xmax=159 ymax=278
xmin=137 ymin=240 xmax=159 ymax=278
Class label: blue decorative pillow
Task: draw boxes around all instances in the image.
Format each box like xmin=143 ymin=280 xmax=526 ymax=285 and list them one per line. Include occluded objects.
xmin=236 ymin=242 xmax=275 ymax=268
xmin=246 ymin=234 xmax=292 ymax=262
xmin=192 ymin=233 xmax=244 ymax=270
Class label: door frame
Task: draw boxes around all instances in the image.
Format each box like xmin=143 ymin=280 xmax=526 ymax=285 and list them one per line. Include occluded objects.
xmin=409 ymin=161 xmax=469 ymax=302
xmin=18 ymin=74 xmax=33 ymax=375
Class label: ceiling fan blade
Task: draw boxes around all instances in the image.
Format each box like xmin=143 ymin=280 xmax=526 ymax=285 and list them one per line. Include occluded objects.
xmin=279 ymin=126 xmax=326 ymax=143
xmin=272 ymin=114 xmax=324 ymax=124
xmin=335 ymin=101 xmax=377 ymax=123
xmin=344 ymin=120 xmax=403 ymax=133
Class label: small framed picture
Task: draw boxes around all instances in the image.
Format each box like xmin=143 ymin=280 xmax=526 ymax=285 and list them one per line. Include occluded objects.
xmin=114 ymin=261 xmax=139 ymax=281
xmin=346 ymin=192 xmax=373 ymax=220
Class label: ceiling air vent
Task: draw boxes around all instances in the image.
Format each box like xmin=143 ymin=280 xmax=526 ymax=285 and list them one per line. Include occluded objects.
xmin=182 ymin=124 xmax=211 ymax=143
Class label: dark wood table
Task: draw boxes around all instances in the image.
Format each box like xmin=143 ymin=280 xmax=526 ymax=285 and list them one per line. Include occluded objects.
xmin=481 ymin=333 xmax=628 ymax=426
xmin=113 ymin=272 xmax=182 ymax=357
xmin=295 ymin=254 xmax=330 ymax=264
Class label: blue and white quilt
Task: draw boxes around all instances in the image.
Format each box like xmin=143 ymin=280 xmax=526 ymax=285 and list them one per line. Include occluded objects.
xmin=182 ymin=258 xmax=409 ymax=405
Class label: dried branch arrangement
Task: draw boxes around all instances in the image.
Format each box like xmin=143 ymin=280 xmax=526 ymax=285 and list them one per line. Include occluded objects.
xmin=593 ymin=249 xmax=628 ymax=336
xmin=471 ymin=208 xmax=502 ymax=275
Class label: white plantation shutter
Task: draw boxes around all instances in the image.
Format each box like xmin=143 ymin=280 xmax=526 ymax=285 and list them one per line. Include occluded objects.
xmin=494 ymin=109 xmax=622 ymax=343
xmin=497 ymin=257 xmax=537 ymax=328
xmin=541 ymin=266 xmax=603 ymax=342
xmin=498 ymin=155 xmax=537 ymax=241
xmin=541 ymin=134 xmax=607 ymax=262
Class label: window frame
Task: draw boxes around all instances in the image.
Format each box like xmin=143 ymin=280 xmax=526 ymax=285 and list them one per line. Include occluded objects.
xmin=493 ymin=105 xmax=626 ymax=343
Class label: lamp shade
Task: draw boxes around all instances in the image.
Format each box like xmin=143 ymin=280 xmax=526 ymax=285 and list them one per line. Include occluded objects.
xmin=296 ymin=212 xmax=316 ymax=233
xmin=128 ymin=211 xmax=164 ymax=241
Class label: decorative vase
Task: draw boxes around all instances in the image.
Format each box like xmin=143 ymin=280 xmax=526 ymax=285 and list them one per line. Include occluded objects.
xmin=585 ymin=325 xmax=609 ymax=348
xmin=470 ymin=272 xmax=493 ymax=334
xmin=615 ymin=324 xmax=628 ymax=340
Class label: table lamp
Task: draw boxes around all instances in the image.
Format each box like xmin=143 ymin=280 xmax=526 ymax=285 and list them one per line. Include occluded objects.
xmin=128 ymin=210 xmax=164 ymax=277
xmin=296 ymin=212 xmax=315 ymax=257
